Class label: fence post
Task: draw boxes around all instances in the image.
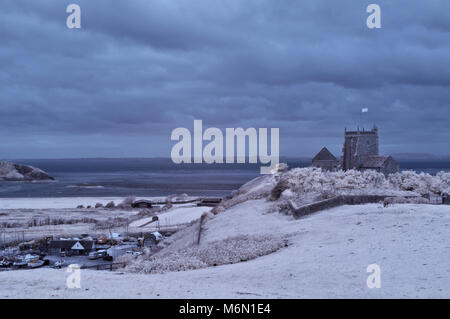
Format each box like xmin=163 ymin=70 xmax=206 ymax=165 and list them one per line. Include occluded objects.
xmin=196 ymin=213 xmax=206 ymax=245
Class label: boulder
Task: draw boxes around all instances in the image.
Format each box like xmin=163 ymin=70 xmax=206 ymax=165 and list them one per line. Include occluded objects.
xmin=105 ymin=201 xmax=115 ymax=209
xmin=0 ymin=161 xmax=54 ymax=181
xmin=95 ymin=203 xmax=104 ymax=209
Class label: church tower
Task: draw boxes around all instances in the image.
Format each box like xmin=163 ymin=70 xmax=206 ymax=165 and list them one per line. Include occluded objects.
xmin=342 ymin=125 xmax=379 ymax=170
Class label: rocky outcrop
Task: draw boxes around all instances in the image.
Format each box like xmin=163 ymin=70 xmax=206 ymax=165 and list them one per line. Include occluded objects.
xmin=0 ymin=161 xmax=54 ymax=181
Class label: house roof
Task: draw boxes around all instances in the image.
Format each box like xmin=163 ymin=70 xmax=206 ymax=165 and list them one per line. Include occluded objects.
xmin=131 ymin=199 xmax=153 ymax=207
xmin=49 ymin=240 xmax=94 ymax=250
xmin=312 ymin=147 xmax=338 ymax=162
xmin=133 ymin=200 xmax=152 ymax=204
xmin=360 ymin=156 xmax=393 ymax=168
xmin=71 ymin=241 xmax=85 ymax=250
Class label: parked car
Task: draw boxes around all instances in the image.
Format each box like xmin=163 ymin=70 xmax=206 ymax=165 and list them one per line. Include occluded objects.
xmin=23 ymin=254 xmax=40 ymax=263
xmin=152 ymin=232 xmax=163 ymax=242
xmin=28 ymin=260 xmax=45 ymax=268
xmin=0 ymin=258 xmax=12 ymax=268
xmin=126 ymin=251 xmax=143 ymax=257
xmin=13 ymin=259 xmax=27 ymax=268
xmin=88 ymin=250 xmax=107 ymax=260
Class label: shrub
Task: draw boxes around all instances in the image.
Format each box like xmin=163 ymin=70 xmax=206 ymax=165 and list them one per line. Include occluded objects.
xmin=124 ymin=234 xmax=287 ymax=274
xmin=275 ymin=167 xmax=450 ymax=197
xmin=105 ymin=201 xmax=115 ymax=209
xmin=120 ymin=196 xmax=136 ymax=208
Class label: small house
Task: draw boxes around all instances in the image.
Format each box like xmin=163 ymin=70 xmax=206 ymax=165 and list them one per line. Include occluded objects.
xmin=107 ymin=244 xmax=137 ymax=259
xmin=311 ymin=147 xmax=339 ymax=171
xmin=48 ymin=240 xmax=94 ymax=256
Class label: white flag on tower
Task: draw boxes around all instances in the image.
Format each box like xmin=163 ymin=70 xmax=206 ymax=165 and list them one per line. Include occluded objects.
xmin=361 ymin=108 xmax=369 ymax=113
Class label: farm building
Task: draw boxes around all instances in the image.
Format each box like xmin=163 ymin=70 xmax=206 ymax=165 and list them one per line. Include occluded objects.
xmin=48 ymin=240 xmax=95 ymax=256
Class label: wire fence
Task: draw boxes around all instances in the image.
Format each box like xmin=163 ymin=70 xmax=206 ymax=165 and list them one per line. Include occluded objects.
xmin=80 ymin=261 xmax=127 ymax=271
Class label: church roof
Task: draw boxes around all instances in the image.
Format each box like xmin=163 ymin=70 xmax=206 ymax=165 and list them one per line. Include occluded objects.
xmin=312 ymin=147 xmax=338 ymax=162
xmin=360 ymin=156 xmax=393 ymax=168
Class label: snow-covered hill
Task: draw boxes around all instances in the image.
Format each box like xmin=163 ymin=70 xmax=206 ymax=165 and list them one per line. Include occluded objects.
xmin=1 ymin=165 xmax=449 ymax=298
xmin=1 ymin=201 xmax=449 ymax=298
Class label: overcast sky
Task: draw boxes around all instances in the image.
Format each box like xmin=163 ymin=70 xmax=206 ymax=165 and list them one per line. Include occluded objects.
xmin=1 ymin=0 xmax=449 ymax=159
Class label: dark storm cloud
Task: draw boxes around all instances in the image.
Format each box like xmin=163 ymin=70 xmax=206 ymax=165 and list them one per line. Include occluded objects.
xmin=0 ymin=0 xmax=449 ymax=158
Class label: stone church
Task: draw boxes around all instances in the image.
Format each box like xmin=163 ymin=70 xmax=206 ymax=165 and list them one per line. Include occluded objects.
xmin=312 ymin=125 xmax=399 ymax=175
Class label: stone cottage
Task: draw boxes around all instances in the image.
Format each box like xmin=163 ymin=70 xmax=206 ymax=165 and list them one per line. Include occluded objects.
xmin=311 ymin=147 xmax=339 ymax=171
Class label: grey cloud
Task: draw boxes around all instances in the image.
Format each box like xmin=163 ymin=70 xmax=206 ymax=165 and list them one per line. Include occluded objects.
xmin=0 ymin=0 xmax=449 ymax=158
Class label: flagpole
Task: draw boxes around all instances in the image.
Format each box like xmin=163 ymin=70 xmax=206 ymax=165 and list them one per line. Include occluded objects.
xmin=360 ymin=108 xmax=368 ymax=130
xmin=359 ymin=110 xmax=362 ymax=130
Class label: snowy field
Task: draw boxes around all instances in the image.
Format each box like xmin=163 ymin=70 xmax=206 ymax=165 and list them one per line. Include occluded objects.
xmin=1 ymin=201 xmax=449 ymax=298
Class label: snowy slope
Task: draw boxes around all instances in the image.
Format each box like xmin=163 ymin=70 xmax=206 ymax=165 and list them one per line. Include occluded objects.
xmin=1 ymin=201 xmax=449 ymax=298
xmin=130 ymin=206 xmax=210 ymax=227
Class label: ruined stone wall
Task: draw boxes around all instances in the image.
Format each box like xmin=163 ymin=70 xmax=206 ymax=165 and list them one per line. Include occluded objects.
xmin=289 ymin=195 xmax=389 ymax=218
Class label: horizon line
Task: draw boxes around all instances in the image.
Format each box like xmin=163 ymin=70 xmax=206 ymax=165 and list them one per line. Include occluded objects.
xmin=2 ymin=155 xmax=450 ymax=161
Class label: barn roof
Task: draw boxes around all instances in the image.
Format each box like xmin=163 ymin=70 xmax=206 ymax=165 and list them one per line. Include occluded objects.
xmin=360 ymin=156 xmax=392 ymax=168
xmin=312 ymin=147 xmax=338 ymax=162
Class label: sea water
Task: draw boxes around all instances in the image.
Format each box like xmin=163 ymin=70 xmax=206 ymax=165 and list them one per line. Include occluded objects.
xmin=0 ymin=158 xmax=448 ymax=198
